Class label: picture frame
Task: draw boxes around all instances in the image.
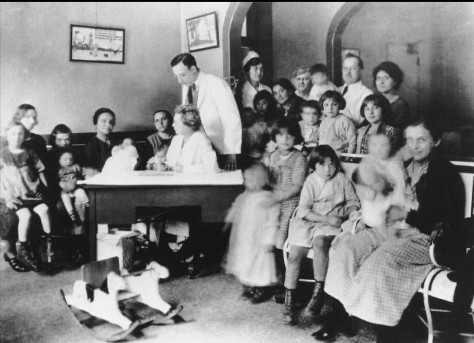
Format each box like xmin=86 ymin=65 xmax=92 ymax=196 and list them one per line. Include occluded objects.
xmin=70 ymin=24 xmax=125 ymax=64
xmin=186 ymin=12 xmax=219 ymax=52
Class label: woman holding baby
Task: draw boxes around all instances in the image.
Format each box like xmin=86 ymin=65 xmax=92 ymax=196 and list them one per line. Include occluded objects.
xmin=314 ymin=118 xmax=465 ymax=342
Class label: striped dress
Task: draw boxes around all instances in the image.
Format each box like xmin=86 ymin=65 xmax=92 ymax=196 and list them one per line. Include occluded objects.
xmin=269 ymin=149 xmax=307 ymax=249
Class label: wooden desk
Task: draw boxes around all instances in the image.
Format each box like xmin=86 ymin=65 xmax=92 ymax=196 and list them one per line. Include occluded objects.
xmin=81 ymin=171 xmax=244 ymax=260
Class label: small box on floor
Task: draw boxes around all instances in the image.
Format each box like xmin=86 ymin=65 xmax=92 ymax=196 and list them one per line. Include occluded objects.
xmin=97 ymin=225 xmax=149 ymax=272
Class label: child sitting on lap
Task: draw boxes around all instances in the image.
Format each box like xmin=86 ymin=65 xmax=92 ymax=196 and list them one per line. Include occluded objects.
xmin=284 ymin=145 xmax=359 ymax=324
xmin=225 ymin=163 xmax=280 ymax=304
xmin=298 ymin=100 xmax=321 ymax=155
xmin=57 ymin=149 xmax=89 ymax=229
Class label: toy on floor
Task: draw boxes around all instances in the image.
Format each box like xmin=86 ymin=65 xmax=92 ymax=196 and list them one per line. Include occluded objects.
xmin=60 ymin=257 xmax=183 ymax=342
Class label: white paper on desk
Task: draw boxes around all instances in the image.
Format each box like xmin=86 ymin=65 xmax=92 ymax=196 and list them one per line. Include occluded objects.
xmin=79 ymin=170 xmax=244 ymax=186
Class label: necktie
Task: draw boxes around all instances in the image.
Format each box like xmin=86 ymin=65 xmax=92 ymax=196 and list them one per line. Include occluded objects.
xmin=341 ymin=85 xmax=349 ymax=96
xmin=187 ymin=84 xmax=197 ymax=106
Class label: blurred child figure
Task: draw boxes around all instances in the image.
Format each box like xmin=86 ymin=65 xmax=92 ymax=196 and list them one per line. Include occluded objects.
xmin=57 ymin=149 xmax=89 ymax=231
xmin=284 ymin=145 xmax=359 ymax=324
xmin=265 ymin=117 xmax=307 ymax=302
xmin=146 ymin=145 xmax=169 ymax=171
xmin=350 ymin=134 xmax=416 ymax=236
xmin=308 ymin=64 xmax=337 ymax=102
xmin=298 ymin=100 xmax=321 ymax=155
xmin=225 ymin=163 xmax=280 ymax=303
xmin=253 ymin=90 xmax=278 ymax=129
xmin=102 ymin=138 xmax=139 ymax=174
xmin=318 ymin=90 xmax=356 ymax=154
xmin=0 ymin=122 xmax=52 ymax=272
xmin=240 ymin=107 xmax=268 ymax=170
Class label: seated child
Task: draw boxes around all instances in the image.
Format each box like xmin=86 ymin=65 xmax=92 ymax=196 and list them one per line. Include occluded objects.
xmin=350 ymin=134 xmax=416 ymax=236
xmin=253 ymin=90 xmax=278 ymax=129
xmin=102 ymin=138 xmax=139 ymax=174
xmin=146 ymin=145 xmax=169 ymax=171
xmin=308 ymin=64 xmax=337 ymax=102
xmin=318 ymin=90 xmax=356 ymax=154
xmin=297 ymin=100 xmax=321 ymax=155
xmin=284 ymin=145 xmax=359 ymax=324
xmin=57 ymin=149 xmax=89 ymax=229
xmin=225 ymin=163 xmax=280 ymax=304
xmin=240 ymin=107 xmax=268 ymax=169
xmin=0 ymin=122 xmax=53 ymax=272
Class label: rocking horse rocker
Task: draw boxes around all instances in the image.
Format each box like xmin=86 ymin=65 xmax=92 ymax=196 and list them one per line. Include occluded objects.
xmin=60 ymin=257 xmax=184 ymax=342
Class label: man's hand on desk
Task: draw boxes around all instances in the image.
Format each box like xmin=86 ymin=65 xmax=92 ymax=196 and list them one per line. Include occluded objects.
xmin=225 ymin=154 xmax=237 ymax=171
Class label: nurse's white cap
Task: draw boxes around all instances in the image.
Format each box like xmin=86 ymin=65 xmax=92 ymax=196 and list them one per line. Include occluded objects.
xmin=242 ymin=51 xmax=260 ymax=68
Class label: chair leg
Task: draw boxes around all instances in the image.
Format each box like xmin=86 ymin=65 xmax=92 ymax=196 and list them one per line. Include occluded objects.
xmin=422 ymin=268 xmax=443 ymax=343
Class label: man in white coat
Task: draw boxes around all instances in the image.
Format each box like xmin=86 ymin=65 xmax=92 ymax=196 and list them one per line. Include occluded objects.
xmin=171 ymin=53 xmax=241 ymax=170
xmin=339 ymin=53 xmax=373 ymax=127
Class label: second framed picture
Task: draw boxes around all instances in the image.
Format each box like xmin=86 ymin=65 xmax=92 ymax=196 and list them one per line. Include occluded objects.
xmin=186 ymin=12 xmax=219 ymax=52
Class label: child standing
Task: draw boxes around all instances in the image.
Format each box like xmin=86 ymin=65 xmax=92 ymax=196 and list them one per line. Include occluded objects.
xmin=308 ymin=64 xmax=337 ymax=102
xmin=284 ymin=145 xmax=359 ymax=324
xmin=57 ymin=149 xmax=89 ymax=230
xmin=225 ymin=163 xmax=280 ymax=303
xmin=298 ymin=100 xmax=321 ymax=149
xmin=266 ymin=117 xmax=308 ymax=301
xmin=0 ymin=122 xmax=52 ymax=272
xmin=240 ymin=107 xmax=268 ymax=170
xmin=318 ymin=90 xmax=357 ymax=154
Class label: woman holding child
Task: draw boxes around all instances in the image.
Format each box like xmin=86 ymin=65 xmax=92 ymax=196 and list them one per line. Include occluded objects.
xmin=239 ymin=51 xmax=272 ymax=110
xmin=272 ymin=78 xmax=304 ymax=122
xmin=314 ymin=118 xmax=465 ymax=342
xmin=144 ymin=109 xmax=175 ymax=169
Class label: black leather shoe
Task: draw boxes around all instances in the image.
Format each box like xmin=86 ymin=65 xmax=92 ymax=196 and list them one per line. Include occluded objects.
xmin=251 ymin=287 xmax=273 ymax=304
xmin=312 ymin=324 xmax=337 ymax=341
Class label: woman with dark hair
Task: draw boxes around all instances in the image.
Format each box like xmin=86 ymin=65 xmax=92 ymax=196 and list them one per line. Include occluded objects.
xmin=272 ymin=78 xmax=304 ymax=122
xmin=239 ymin=51 xmax=272 ymax=110
xmin=143 ymin=109 xmax=175 ymax=169
xmin=356 ymin=94 xmax=402 ymax=154
xmin=313 ymin=117 xmax=465 ymax=342
xmin=373 ymin=61 xmax=412 ymax=129
xmin=12 ymin=104 xmax=47 ymax=164
xmin=83 ymin=107 xmax=116 ymax=175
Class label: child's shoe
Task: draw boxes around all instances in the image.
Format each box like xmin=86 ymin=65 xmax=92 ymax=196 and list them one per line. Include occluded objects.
xmin=250 ymin=287 xmax=273 ymax=304
xmin=16 ymin=242 xmax=41 ymax=272
xmin=241 ymin=285 xmax=255 ymax=301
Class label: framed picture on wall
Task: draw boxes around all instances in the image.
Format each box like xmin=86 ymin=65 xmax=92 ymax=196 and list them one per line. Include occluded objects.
xmin=70 ymin=24 xmax=125 ymax=64
xmin=186 ymin=12 xmax=219 ymax=52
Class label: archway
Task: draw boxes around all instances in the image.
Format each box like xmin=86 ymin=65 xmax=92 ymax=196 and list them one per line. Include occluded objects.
xmin=326 ymin=2 xmax=367 ymax=85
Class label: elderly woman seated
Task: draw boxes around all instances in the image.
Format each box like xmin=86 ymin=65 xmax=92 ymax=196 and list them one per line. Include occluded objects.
xmin=152 ymin=104 xmax=219 ymax=173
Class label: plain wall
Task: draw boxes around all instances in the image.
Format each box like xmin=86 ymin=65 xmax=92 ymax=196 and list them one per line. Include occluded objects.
xmin=0 ymin=2 xmax=181 ymax=134
xmin=272 ymin=2 xmax=344 ymax=80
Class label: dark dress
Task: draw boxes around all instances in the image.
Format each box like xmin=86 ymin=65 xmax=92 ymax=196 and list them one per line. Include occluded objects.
xmin=276 ymin=95 xmax=304 ymax=122
xmin=83 ymin=136 xmax=114 ymax=172
xmin=388 ymin=97 xmax=411 ymax=129
xmin=23 ymin=132 xmax=48 ymax=166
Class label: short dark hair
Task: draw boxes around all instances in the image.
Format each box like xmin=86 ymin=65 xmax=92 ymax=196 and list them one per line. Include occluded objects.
xmin=49 ymin=124 xmax=72 ymax=146
xmin=270 ymin=117 xmax=303 ymax=144
xmin=243 ymin=57 xmax=263 ymax=73
xmin=57 ymin=147 xmax=75 ymax=161
xmin=272 ymin=78 xmax=295 ymax=94
xmin=300 ymin=100 xmax=321 ymax=115
xmin=405 ymin=117 xmax=441 ymax=142
xmin=319 ymin=90 xmax=346 ymax=110
xmin=253 ymin=90 xmax=275 ymax=110
xmin=93 ymin=108 xmax=116 ymax=125
xmin=309 ymin=63 xmax=328 ymax=75
xmin=373 ymin=61 xmax=404 ymax=91
xmin=171 ymin=53 xmax=197 ymax=68
xmin=360 ymin=94 xmax=391 ymax=120
xmin=308 ymin=145 xmax=341 ymax=173
xmin=343 ymin=53 xmax=364 ymax=70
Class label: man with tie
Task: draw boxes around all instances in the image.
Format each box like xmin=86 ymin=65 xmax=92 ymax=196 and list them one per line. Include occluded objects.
xmin=170 ymin=53 xmax=242 ymax=170
xmin=339 ymin=53 xmax=373 ymax=127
